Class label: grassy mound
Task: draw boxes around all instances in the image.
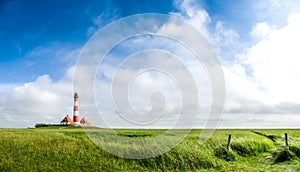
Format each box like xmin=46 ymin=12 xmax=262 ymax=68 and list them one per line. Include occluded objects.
xmin=137 ymin=145 xmax=220 ymax=170
xmin=231 ymin=139 xmax=273 ymax=157
xmin=273 ymin=150 xmax=297 ymax=163
xmin=214 ymin=147 xmax=237 ymax=161
xmin=290 ymin=145 xmax=300 ymax=158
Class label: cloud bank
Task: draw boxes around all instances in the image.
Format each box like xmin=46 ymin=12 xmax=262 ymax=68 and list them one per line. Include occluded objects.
xmin=1 ymin=0 xmax=300 ymax=128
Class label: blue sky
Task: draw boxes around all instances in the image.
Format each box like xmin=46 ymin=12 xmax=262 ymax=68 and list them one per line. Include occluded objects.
xmin=1 ymin=0 xmax=300 ymax=128
xmin=0 ymin=0 xmax=256 ymax=83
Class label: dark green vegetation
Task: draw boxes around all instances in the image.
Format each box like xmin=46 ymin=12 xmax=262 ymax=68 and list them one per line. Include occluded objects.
xmin=1 ymin=128 xmax=300 ymax=171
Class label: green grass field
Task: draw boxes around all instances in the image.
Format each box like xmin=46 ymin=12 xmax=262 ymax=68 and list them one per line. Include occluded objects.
xmin=1 ymin=127 xmax=300 ymax=171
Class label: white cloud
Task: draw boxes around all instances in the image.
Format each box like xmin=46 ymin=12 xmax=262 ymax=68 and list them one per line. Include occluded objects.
xmin=0 ymin=84 xmax=18 ymax=96
xmin=87 ymin=9 xmax=120 ymax=37
xmin=168 ymin=0 xmax=300 ymax=121
xmin=172 ymin=0 xmax=242 ymax=62
xmin=245 ymin=12 xmax=300 ymax=104
xmin=251 ymin=22 xmax=276 ymax=40
xmin=0 ymin=74 xmax=73 ymax=128
xmin=92 ymin=50 xmax=212 ymax=128
xmin=171 ymin=0 xmax=211 ymax=38
xmin=221 ymin=11 xmax=300 ymax=118
xmin=214 ymin=22 xmax=240 ymax=47
xmin=223 ymin=64 xmax=271 ymax=114
xmin=87 ymin=13 xmax=105 ymax=37
xmin=212 ymin=21 xmax=242 ymax=60
xmin=252 ymin=0 xmax=300 ymax=28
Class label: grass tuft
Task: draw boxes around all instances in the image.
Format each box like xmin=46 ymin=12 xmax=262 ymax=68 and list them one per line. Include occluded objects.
xmin=289 ymin=145 xmax=300 ymax=158
xmin=273 ymin=149 xmax=297 ymax=163
xmin=215 ymin=147 xmax=237 ymax=161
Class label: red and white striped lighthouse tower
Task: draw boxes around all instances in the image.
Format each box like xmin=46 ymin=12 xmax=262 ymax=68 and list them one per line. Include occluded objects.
xmin=73 ymin=92 xmax=80 ymax=125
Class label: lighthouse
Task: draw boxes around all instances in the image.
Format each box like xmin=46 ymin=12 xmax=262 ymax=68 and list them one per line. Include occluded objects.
xmin=73 ymin=92 xmax=80 ymax=125
xmin=59 ymin=92 xmax=91 ymax=126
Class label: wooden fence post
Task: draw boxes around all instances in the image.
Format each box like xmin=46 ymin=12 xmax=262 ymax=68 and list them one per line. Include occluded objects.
xmin=285 ymin=133 xmax=289 ymax=151
xmin=227 ymin=134 xmax=232 ymax=150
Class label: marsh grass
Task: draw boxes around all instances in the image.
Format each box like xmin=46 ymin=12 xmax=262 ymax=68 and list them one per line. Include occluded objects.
xmin=0 ymin=128 xmax=300 ymax=171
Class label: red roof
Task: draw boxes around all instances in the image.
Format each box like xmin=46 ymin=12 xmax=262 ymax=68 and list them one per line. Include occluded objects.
xmin=80 ymin=117 xmax=91 ymax=126
xmin=60 ymin=115 xmax=75 ymax=125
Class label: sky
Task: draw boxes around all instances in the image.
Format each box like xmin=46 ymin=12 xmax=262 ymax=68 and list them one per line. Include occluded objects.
xmin=1 ymin=0 xmax=300 ymax=128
